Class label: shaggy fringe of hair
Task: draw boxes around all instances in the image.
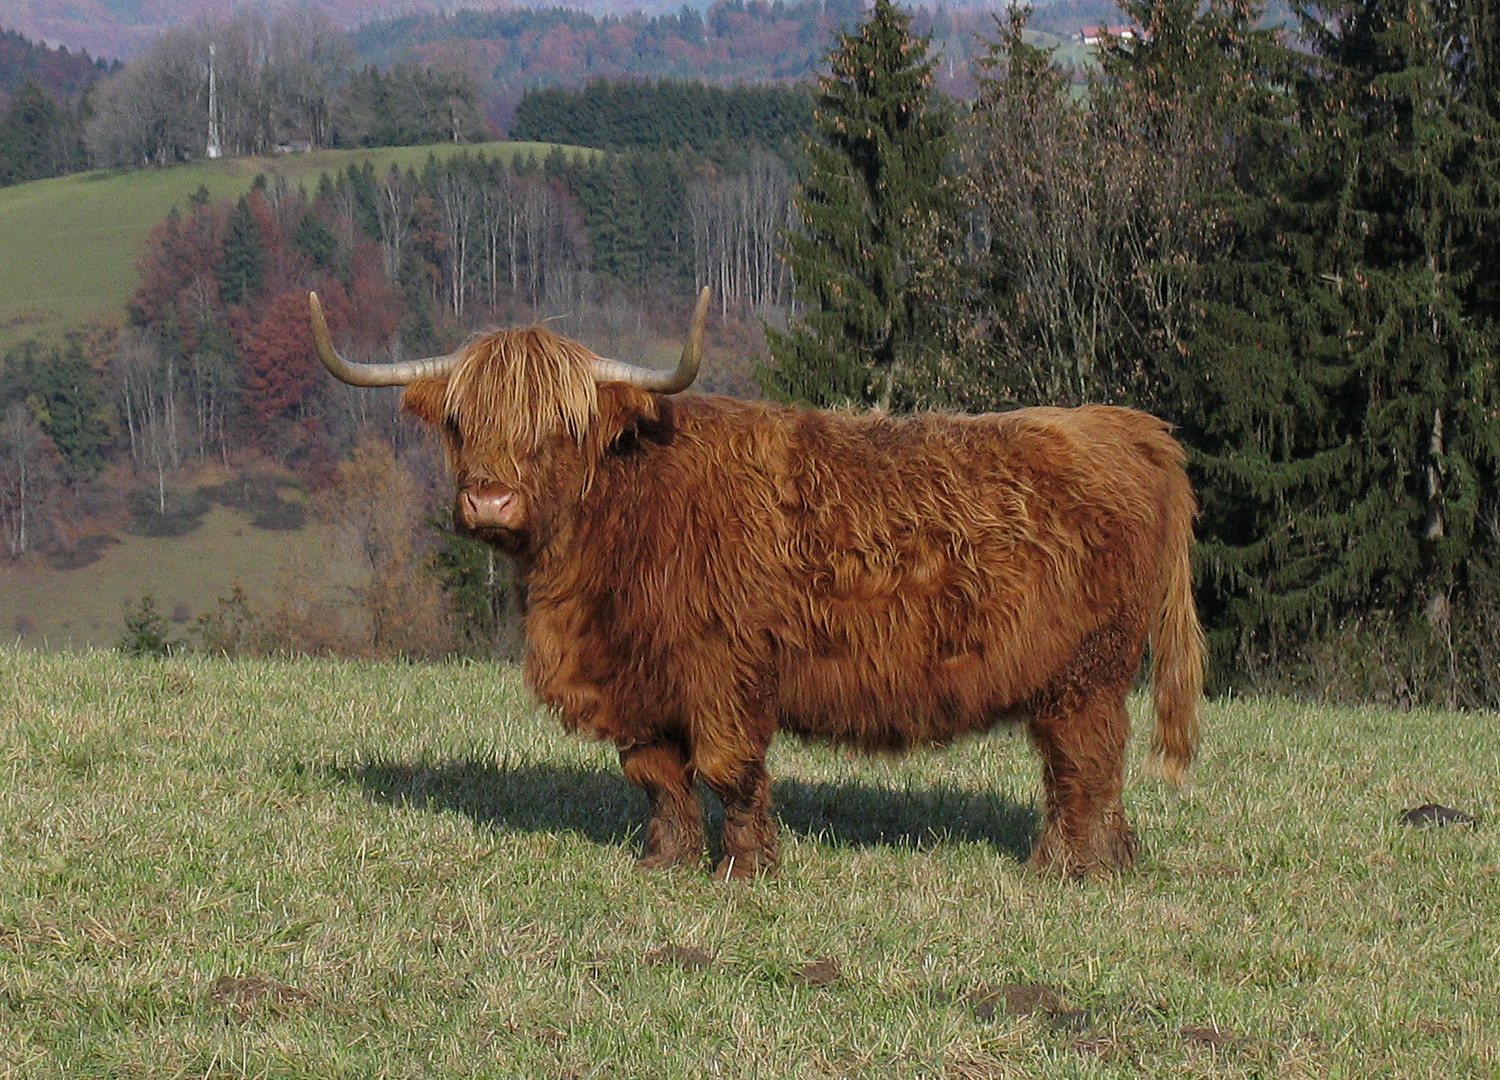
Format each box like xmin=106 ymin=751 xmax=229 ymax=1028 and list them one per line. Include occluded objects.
xmin=444 ymin=327 xmax=600 ymax=480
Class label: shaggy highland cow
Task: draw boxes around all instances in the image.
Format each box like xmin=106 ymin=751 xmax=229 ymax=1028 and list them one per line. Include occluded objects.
xmin=310 ymin=288 xmax=1204 ymax=879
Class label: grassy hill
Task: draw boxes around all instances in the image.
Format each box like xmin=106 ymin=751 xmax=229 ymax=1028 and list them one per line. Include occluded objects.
xmin=1 ymin=651 xmax=1496 ymax=1077
xmin=0 ymin=140 xmax=590 ymax=351
xmin=0 ymin=497 xmax=329 ymax=652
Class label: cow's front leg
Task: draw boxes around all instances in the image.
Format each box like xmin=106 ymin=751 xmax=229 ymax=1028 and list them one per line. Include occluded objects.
xmin=619 ymin=740 xmax=705 ymax=871
xmin=698 ymin=755 xmax=779 ymax=880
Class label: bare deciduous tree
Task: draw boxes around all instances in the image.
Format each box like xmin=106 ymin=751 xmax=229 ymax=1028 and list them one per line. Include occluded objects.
xmin=112 ymin=330 xmax=184 ymax=512
xmin=0 ymin=402 xmax=58 ymax=559
xmin=960 ymin=13 xmax=1227 ymax=409
xmin=689 ymin=150 xmax=794 ymax=317
xmin=265 ymin=9 xmax=347 ymax=149
xmin=85 ymin=9 xmax=351 ymax=167
xmin=513 ymin=177 xmax=590 ymax=312
xmin=434 ymin=169 xmax=480 ymax=318
xmin=86 ymin=28 xmax=204 ymax=167
xmin=478 ymin=172 xmax=520 ymax=308
xmin=376 ymin=168 xmax=415 ymax=282
xmin=187 ymin=341 xmax=236 ymax=467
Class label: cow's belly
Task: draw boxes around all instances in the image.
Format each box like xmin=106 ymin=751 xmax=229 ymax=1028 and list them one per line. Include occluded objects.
xmin=773 ymin=649 xmax=1037 ymax=751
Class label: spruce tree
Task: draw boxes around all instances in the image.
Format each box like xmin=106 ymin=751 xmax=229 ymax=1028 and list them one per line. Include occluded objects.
xmin=0 ymin=80 xmax=60 ymax=185
xmin=117 ymin=594 xmax=180 ymax=658
xmin=292 ymin=209 xmax=337 ymax=269
xmin=764 ymin=0 xmax=961 ymax=409
xmin=1176 ymin=0 xmax=1500 ymax=668
xmin=5 ymin=335 xmax=109 ymax=480
xmin=218 ymin=196 xmax=266 ymax=308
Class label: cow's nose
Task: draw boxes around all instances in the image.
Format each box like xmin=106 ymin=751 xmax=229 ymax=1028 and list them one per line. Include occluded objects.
xmin=457 ymin=486 xmax=523 ymax=532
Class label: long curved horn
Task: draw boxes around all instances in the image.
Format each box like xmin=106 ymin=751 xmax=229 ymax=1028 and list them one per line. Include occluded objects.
xmin=589 ymin=286 xmax=709 ymax=394
xmin=309 ymin=292 xmax=461 ymax=387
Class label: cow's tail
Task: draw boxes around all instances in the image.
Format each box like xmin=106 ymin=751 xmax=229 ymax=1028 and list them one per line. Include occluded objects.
xmin=1148 ymin=469 xmax=1205 ymax=789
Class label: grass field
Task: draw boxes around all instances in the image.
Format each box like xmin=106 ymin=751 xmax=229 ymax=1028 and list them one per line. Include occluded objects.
xmin=0 ymin=141 xmax=589 ymax=351
xmin=0 ymin=501 xmax=331 ymax=652
xmin=1 ymin=650 xmax=1495 ymax=1078
xmin=1024 ymin=27 xmax=1097 ymax=73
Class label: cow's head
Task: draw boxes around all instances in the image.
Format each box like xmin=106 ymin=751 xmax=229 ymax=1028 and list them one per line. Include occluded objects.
xmin=311 ymin=289 xmax=709 ymax=554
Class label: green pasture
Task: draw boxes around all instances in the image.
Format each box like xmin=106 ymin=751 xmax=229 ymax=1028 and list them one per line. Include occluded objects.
xmin=1025 ymin=27 xmax=1098 ymax=72
xmin=1 ymin=650 xmax=1495 ymax=1078
xmin=0 ymin=141 xmax=589 ymax=351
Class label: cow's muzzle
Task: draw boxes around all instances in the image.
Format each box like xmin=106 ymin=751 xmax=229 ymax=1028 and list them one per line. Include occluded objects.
xmin=455 ymin=484 xmax=527 ymax=539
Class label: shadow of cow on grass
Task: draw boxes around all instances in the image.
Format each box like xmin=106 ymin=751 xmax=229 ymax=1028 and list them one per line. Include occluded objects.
xmin=331 ymin=757 xmax=1039 ymax=866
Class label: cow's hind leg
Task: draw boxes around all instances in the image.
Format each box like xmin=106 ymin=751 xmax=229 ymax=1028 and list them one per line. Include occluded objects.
xmin=1027 ymin=626 xmax=1141 ymax=878
xmin=619 ymin=740 xmax=705 ymax=871
xmin=698 ymin=755 xmax=779 ymax=881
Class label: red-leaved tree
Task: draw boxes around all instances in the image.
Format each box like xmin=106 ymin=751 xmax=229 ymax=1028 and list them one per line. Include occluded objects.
xmin=237 ymin=287 xmax=348 ymax=457
xmin=130 ymin=200 xmax=228 ymax=355
xmin=344 ymin=242 xmax=405 ymax=353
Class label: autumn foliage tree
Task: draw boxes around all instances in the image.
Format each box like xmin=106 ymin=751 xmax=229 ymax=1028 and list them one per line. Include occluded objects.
xmin=130 ymin=195 xmax=231 ymax=355
xmin=237 ymin=287 xmax=339 ymax=460
xmin=304 ymin=438 xmax=455 ymax=658
xmin=125 ymin=175 xmax=417 ymax=470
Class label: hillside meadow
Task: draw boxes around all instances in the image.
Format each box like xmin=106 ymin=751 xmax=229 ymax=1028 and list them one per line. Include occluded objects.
xmin=0 ymin=500 xmax=330 ymax=653
xmin=0 ymin=141 xmax=593 ymax=351
xmin=1 ymin=649 xmax=1495 ymax=1078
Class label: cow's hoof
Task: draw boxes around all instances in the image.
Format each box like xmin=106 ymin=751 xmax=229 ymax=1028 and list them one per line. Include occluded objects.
xmin=1027 ymin=847 xmax=1086 ymax=880
xmin=711 ymin=853 xmax=776 ymax=881
xmin=1032 ymin=846 xmax=1134 ymax=876
xmin=1026 ymin=853 xmax=1107 ymax=881
xmin=636 ymin=850 xmax=703 ymax=872
xmin=1028 ymin=812 xmax=1136 ymax=879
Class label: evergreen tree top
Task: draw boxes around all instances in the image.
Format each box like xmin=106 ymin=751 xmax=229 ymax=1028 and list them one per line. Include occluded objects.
xmin=766 ymin=0 xmax=962 ymax=411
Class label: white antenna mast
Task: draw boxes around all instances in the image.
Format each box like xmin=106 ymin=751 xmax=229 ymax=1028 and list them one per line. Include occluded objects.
xmin=207 ymin=43 xmax=223 ymax=159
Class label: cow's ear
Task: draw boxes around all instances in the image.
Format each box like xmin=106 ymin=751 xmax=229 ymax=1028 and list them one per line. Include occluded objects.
xmin=595 ymin=383 xmax=676 ymax=457
xmin=401 ymin=378 xmax=449 ymax=428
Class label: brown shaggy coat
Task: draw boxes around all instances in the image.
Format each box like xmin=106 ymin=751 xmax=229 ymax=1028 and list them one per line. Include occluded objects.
xmin=400 ymin=326 xmax=1205 ymax=879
